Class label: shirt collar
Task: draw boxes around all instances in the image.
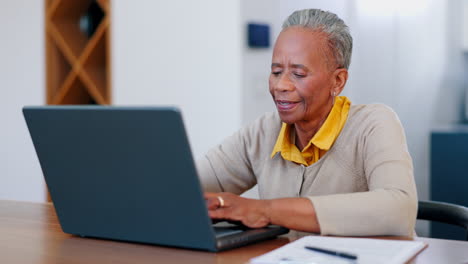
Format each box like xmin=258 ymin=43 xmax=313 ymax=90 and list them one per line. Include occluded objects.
xmin=271 ymin=96 xmax=351 ymax=158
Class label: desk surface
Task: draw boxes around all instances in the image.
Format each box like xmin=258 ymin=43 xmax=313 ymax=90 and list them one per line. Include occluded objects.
xmin=1 ymin=200 xmax=467 ymax=264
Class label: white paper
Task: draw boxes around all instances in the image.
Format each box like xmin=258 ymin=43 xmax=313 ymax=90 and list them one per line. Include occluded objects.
xmin=250 ymin=236 xmax=426 ymax=264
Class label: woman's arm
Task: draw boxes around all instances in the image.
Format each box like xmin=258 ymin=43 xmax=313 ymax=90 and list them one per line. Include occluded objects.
xmin=197 ymin=113 xmax=280 ymax=194
xmin=205 ymin=192 xmax=321 ymax=233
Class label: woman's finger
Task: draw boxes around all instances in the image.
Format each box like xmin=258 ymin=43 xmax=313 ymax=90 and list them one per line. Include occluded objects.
xmin=205 ymin=197 xmax=220 ymax=210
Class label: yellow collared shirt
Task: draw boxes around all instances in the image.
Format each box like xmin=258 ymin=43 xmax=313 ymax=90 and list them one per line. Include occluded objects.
xmin=270 ymin=96 xmax=351 ymax=166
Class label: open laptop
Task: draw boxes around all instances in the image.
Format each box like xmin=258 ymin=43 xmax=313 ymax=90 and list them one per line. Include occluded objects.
xmin=23 ymin=106 xmax=288 ymax=252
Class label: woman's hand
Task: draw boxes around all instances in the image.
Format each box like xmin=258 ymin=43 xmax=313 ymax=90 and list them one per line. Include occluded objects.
xmin=204 ymin=192 xmax=321 ymax=233
xmin=204 ymin=192 xmax=271 ymax=228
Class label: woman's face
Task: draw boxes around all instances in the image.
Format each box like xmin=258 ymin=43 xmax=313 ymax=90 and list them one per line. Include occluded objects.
xmin=269 ymin=27 xmax=336 ymax=125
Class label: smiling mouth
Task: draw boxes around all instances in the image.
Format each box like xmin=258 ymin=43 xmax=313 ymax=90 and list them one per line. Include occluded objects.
xmin=275 ymin=100 xmax=299 ymax=111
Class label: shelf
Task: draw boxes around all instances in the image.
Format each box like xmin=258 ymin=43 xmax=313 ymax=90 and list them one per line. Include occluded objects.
xmin=60 ymin=78 xmax=95 ymax=105
xmin=50 ymin=21 xmax=89 ymax=61
xmin=82 ymin=29 xmax=109 ymax=104
xmin=45 ymin=0 xmax=111 ymax=106
xmin=45 ymin=36 xmax=72 ymax=103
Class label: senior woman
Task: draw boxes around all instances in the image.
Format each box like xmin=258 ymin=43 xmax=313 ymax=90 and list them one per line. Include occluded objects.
xmin=198 ymin=9 xmax=417 ymax=237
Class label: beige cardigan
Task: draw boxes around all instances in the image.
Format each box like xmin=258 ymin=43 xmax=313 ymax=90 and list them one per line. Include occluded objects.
xmin=197 ymin=104 xmax=417 ymax=237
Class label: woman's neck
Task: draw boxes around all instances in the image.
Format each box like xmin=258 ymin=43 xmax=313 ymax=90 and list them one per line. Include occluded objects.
xmin=294 ymin=103 xmax=333 ymax=150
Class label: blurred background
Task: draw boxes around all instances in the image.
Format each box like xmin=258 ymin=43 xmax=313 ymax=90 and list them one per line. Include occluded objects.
xmin=1 ymin=0 xmax=468 ymax=237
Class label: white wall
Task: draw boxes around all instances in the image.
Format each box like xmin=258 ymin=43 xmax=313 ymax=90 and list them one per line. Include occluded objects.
xmin=112 ymin=0 xmax=243 ymax=158
xmin=240 ymin=0 xmax=280 ymax=125
xmin=0 ymin=0 xmax=46 ymax=202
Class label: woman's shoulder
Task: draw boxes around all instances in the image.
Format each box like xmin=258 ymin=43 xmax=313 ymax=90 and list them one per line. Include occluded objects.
xmin=342 ymin=103 xmax=406 ymax=145
xmin=348 ymin=103 xmax=401 ymax=125
xmin=349 ymin=103 xmax=397 ymax=116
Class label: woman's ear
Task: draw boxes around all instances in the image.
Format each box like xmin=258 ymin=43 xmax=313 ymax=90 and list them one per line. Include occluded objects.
xmin=331 ymin=68 xmax=348 ymax=96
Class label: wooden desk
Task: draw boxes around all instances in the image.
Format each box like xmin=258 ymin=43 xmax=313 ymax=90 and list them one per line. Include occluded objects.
xmin=1 ymin=200 xmax=467 ymax=264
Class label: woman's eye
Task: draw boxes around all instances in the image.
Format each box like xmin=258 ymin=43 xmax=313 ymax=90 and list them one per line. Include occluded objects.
xmin=271 ymin=71 xmax=281 ymax=76
xmin=293 ymin=73 xmax=306 ymax=78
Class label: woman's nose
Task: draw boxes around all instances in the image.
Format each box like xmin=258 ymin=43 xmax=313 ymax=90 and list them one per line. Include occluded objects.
xmin=275 ymin=74 xmax=294 ymax=92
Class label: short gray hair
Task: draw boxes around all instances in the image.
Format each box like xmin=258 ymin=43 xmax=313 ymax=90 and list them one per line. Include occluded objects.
xmin=282 ymin=9 xmax=353 ymax=70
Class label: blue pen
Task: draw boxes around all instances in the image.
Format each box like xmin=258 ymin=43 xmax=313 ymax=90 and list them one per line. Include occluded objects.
xmin=305 ymin=246 xmax=358 ymax=260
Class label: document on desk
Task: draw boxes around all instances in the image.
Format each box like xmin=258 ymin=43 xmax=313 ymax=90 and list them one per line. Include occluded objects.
xmin=250 ymin=236 xmax=427 ymax=264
